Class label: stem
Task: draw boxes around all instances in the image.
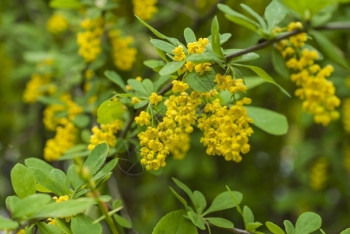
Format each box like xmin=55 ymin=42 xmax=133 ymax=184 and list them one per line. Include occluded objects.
xmin=230 ymin=228 xmax=251 ymax=234
xmin=86 ymin=179 xmax=119 ymax=234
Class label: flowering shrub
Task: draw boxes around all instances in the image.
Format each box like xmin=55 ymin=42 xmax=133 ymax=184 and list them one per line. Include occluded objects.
xmin=1 ymin=0 xmax=350 ymax=233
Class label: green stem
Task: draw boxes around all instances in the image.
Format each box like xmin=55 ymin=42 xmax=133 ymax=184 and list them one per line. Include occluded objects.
xmin=87 ymin=180 xmax=119 ymax=234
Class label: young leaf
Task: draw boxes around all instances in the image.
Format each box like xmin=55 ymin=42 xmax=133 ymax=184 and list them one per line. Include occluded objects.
xmin=113 ymin=214 xmax=132 ymax=228
xmin=96 ymin=98 xmax=125 ymax=125
xmin=12 ymin=194 xmax=52 ymax=219
xmin=295 ymin=212 xmax=322 ymax=234
xmin=240 ymin=4 xmax=267 ymax=30
xmin=184 ymin=28 xmax=196 ymax=44
xmin=0 ymin=216 xmax=19 ymax=230
xmin=32 ymin=198 xmax=93 ymax=219
xmin=211 ymin=16 xmax=224 ymax=59
xmin=169 ymin=187 xmax=188 ymax=207
xmin=185 ymin=70 xmax=216 ymax=92
xmin=284 ymin=220 xmax=295 ymax=234
xmin=10 ymin=163 xmax=36 ymax=198
xmin=246 ymin=222 xmax=263 ymax=231
xmin=218 ymin=4 xmax=259 ymax=32
xmin=341 ymin=228 xmax=350 ymax=234
xmin=309 ymin=30 xmax=350 ymax=70
xmin=104 ymin=70 xmax=126 ymax=92
xmin=152 ymin=210 xmax=198 ymax=234
xmin=193 ymin=190 xmax=207 ymax=214
xmin=128 ymin=79 xmax=148 ymax=96
xmin=272 ymin=48 xmax=289 ymax=79
xmin=150 ymin=39 xmax=176 ymax=53
xmin=172 ymin=178 xmax=195 ymax=205
xmin=187 ymin=211 xmax=206 ymax=230
xmin=142 ymin=79 xmax=154 ymax=95
xmin=71 ymin=214 xmax=102 ymax=234
xmin=243 ymin=206 xmax=255 ymax=224
xmin=93 ymin=158 xmax=119 ymax=181
xmin=203 ymin=191 xmax=243 ymax=215
xmin=234 ymin=63 xmax=290 ymax=97
xmin=244 ymin=76 xmax=266 ymax=89
xmin=84 ymin=143 xmax=109 ymax=176
xmin=206 ymin=217 xmax=234 ymax=229
xmin=245 ymin=106 xmax=288 ymax=135
xmin=266 ymin=221 xmax=286 ymax=234
xmin=159 ymin=61 xmax=185 ymax=76
xmin=37 ymin=222 xmax=63 ymax=234
xmin=281 ymin=0 xmax=337 ymax=17
xmin=264 ymin=0 xmax=287 ymax=31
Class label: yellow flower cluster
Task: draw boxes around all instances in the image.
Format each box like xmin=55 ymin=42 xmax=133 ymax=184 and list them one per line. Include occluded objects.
xmin=138 ymin=81 xmax=201 ymax=170
xmin=149 ymin=92 xmax=163 ymax=105
xmin=88 ymin=119 xmax=123 ymax=151
xmin=44 ymin=118 xmax=77 ymax=161
xmin=46 ymin=12 xmax=68 ymax=34
xmin=198 ymin=98 xmax=253 ymax=162
xmin=171 ymin=38 xmax=211 ymax=75
xmin=310 ymin=157 xmax=328 ymax=191
xmin=276 ymin=22 xmax=340 ymax=126
xmin=43 ymin=94 xmax=83 ymax=130
xmin=214 ymin=74 xmax=247 ymax=93
xmin=23 ymin=73 xmax=54 ymax=103
xmin=108 ymin=29 xmax=137 ymax=71
xmin=77 ymin=17 xmax=104 ymax=62
xmin=342 ymin=98 xmax=350 ymax=133
xmin=135 ymin=111 xmax=151 ymax=126
xmin=133 ymin=0 xmax=157 ymax=20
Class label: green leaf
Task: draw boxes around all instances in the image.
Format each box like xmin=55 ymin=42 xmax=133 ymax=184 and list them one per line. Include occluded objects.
xmin=266 ymin=221 xmax=286 ymax=234
xmin=144 ymin=60 xmax=166 ymax=71
xmin=25 ymin=158 xmax=54 ymax=173
xmin=172 ymin=178 xmax=195 ymax=205
xmin=246 ymin=106 xmax=288 ymax=135
xmin=264 ymin=0 xmax=287 ymax=31
xmin=84 ymin=143 xmax=109 ymax=176
xmin=193 ymin=191 xmax=207 ymax=214
xmin=169 ymin=187 xmax=188 ymax=207
xmin=187 ymin=211 xmax=206 ymax=230
xmin=295 ymin=212 xmax=322 ymax=234
xmin=206 ymin=217 xmax=234 ymax=229
xmin=30 ymin=168 xmax=70 ymax=196
xmin=240 ymin=4 xmax=267 ymax=30
xmin=218 ymin=3 xmax=259 ymax=32
xmin=309 ymin=30 xmax=350 ymax=70
xmin=50 ymin=0 xmax=82 ymax=9
xmin=0 ymin=216 xmax=18 ymax=230
xmin=159 ymin=61 xmax=185 ymax=76
xmin=152 ymin=210 xmax=198 ymax=234
xmin=67 ymin=165 xmax=83 ymax=190
xmin=184 ymin=28 xmax=196 ymax=44
xmin=142 ymin=79 xmax=154 ymax=95
xmin=203 ymin=191 xmax=243 ymax=215
xmin=12 ymin=194 xmax=52 ymax=219
xmin=243 ymin=206 xmax=254 ymax=224
xmin=32 ymin=198 xmax=93 ymax=219
xmin=71 ymin=214 xmax=102 ymax=234
xmin=186 ymin=52 xmax=218 ymax=63
xmin=284 ymin=220 xmax=295 ymax=234
xmin=73 ymin=114 xmax=90 ymax=128
xmin=246 ymin=222 xmax=263 ymax=231
xmin=10 ymin=163 xmax=36 ymax=198
xmin=185 ymin=70 xmax=216 ymax=92
xmin=96 ymin=98 xmax=125 ymax=124
xmin=229 ymin=51 xmax=259 ymax=62
xmin=113 ymin=214 xmax=132 ymax=228
xmin=134 ymin=100 xmax=149 ymax=109
xmin=281 ymin=0 xmax=337 ymax=18
xmin=104 ymin=70 xmax=126 ymax=92
xmin=5 ymin=196 xmax=20 ymax=213
xmin=211 ymin=16 xmax=224 ymax=59
xmin=128 ymin=79 xmax=148 ymax=96
xmin=272 ymin=48 xmax=289 ymax=79
xmin=93 ymin=158 xmax=119 ymax=181
xmin=234 ymin=64 xmax=290 ymax=97
xmin=340 ymin=228 xmax=350 ymax=234
xmin=37 ymin=222 xmax=63 ymax=234
xmin=154 ymin=75 xmax=171 ymax=91
xmin=135 ymin=16 xmax=181 ymax=46
xmin=244 ymin=76 xmax=266 ymax=89
xmin=150 ymin=39 xmax=175 ymax=53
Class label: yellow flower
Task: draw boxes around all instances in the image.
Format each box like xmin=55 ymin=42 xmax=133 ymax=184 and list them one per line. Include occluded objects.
xmin=53 ymin=195 xmax=69 ymax=202
xmin=47 ymin=12 xmax=68 ymax=34
xmin=214 ymin=74 xmax=247 ymax=93
xmin=109 ymin=29 xmax=137 ymax=70
xmin=172 ymin=80 xmax=189 ymax=93
xmin=132 ymin=96 xmax=141 ymax=105
xmin=133 ymin=0 xmax=157 ymax=20
xmin=187 ymin=38 xmax=209 ymax=54
xmin=135 ymin=111 xmax=151 ymax=126
xmin=23 ymin=74 xmax=52 ymax=103
xmin=194 ymin=63 xmax=211 ymax=75
xmin=172 ymin=45 xmax=186 ymax=61
xmin=88 ymin=119 xmax=123 ymax=151
xmin=149 ymin=92 xmax=163 ymax=105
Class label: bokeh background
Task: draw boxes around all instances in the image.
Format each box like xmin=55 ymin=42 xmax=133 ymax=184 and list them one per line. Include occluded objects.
xmin=1 ymin=0 xmax=350 ymax=233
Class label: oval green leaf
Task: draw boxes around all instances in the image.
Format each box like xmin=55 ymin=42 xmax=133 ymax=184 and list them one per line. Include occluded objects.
xmin=152 ymin=210 xmax=198 ymax=234
xmin=10 ymin=163 xmax=36 ymax=198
